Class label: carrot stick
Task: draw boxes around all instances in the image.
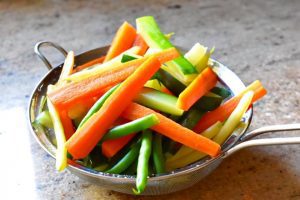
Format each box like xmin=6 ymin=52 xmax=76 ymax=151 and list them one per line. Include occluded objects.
xmin=59 ymin=110 xmax=75 ymax=140
xmin=73 ymin=56 xmax=105 ymax=73
xmin=48 ymin=48 xmax=179 ymax=110
xmin=193 ymin=81 xmax=267 ymax=133
xmin=102 ymin=134 xmax=136 ymax=158
xmin=104 ymin=22 xmax=137 ymax=62
xmin=177 ymin=67 xmax=218 ymax=111
xmin=122 ymin=103 xmax=221 ymax=157
xmin=66 ymin=56 xmax=162 ymax=159
xmin=133 ymin=34 xmax=149 ymax=56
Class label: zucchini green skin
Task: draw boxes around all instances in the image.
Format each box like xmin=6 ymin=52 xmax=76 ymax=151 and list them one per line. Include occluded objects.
xmin=194 ymin=95 xmax=223 ymax=111
xmin=136 ymin=16 xmax=197 ymax=76
xmin=179 ymin=108 xmax=206 ymax=129
xmin=102 ymin=114 xmax=159 ymax=141
xmin=135 ymin=87 xmax=184 ymax=116
xmin=211 ymin=86 xmax=232 ymax=99
xmin=157 ymin=69 xmax=223 ymax=111
xmin=157 ymin=69 xmax=186 ymax=96
xmin=121 ymin=54 xmax=137 ymax=63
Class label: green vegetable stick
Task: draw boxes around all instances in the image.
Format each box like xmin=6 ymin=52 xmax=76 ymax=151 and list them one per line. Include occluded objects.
xmin=135 ymin=87 xmax=184 ymax=116
xmin=78 ymin=84 xmax=119 ymax=128
xmin=133 ymin=130 xmax=152 ymax=195
xmin=152 ymin=134 xmax=165 ymax=174
xmin=136 ymin=16 xmax=198 ymax=84
xmin=103 ymin=114 xmax=159 ymax=141
xmin=106 ymin=140 xmax=141 ymax=174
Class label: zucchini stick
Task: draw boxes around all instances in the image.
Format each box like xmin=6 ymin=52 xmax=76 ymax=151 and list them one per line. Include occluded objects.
xmin=47 ymin=96 xmax=68 ymax=171
xmin=213 ymin=91 xmax=254 ymax=144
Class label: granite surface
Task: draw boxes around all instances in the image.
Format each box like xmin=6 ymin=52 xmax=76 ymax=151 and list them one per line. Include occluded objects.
xmin=1 ymin=0 xmax=300 ymax=199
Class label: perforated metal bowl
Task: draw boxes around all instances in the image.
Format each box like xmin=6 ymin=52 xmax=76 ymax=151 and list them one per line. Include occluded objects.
xmin=28 ymin=41 xmax=300 ymax=195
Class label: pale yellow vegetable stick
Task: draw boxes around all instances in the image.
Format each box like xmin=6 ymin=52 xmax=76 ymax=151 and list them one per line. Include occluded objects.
xmin=166 ymin=121 xmax=222 ymax=165
xmin=65 ymin=46 xmax=140 ymax=82
xmin=59 ymin=51 xmax=74 ymax=81
xmin=184 ymin=43 xmax=207 ymax=67
xmin=166 ymin=122 xmax=248 ymax=171
xmin=213 ymin=91 xmax=254 ymax=144
xmin=47 ymin=85 xmax=67 ymax=171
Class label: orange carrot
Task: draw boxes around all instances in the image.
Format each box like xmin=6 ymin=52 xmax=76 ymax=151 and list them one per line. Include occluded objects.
xmin=177 ymin=67 xmax=218 ymax=111
xmin=193 ymin=82 xmax=267 ymax=133
xmin=133 ymin=34 xmax=149 ymax=56
xmin=102 ymin=134 xmax=136 ymax=158
xmin=59 ymin=110 xmax=75 ymax=140
xmin=73 ymin=56 xmax=105 ymax=73
xmin=122 ymin=103 xmax=221 ymax=157
xmin=104 ymin=22 xmax=137 ymax=62
xmin=66 ymin=56 xmax=162 ymax=159
xmin=48 ymin=48 xmax=179 ymax=110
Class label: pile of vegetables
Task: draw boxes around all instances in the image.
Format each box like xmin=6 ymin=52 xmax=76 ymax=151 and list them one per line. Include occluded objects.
xmin=33 ymin=16 xmax=267 ymax=194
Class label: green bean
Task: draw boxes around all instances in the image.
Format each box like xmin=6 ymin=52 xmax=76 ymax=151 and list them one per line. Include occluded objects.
xmin=105 ymin=140 xmax=141 ymax=174
xmin=152 ymin=134 xmax=165 ymax=174
xmin=123 ymin=159 xmax=138 ymax=175
xmin=102 ymin=114 xmax=159 ymax=141
xmin=133 ymin=130 xmax=152 ymax=195
xmin=78 ymin=84 xmax=119 ymax=128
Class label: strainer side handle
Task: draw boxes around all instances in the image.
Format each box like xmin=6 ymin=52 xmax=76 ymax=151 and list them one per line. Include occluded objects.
xmin=34 ymin=41 xmax=68 ymax=70
xmin=223 ymin=123 xmax=300 ymax=158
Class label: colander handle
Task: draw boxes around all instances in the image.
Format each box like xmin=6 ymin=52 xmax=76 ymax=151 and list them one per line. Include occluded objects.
xmin=223 ymin=123 xmax=300 ymax=158
xmin=34 ymin=41 xmax=68 ymax=70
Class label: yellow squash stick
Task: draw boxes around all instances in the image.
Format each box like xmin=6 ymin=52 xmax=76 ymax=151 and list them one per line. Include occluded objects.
xmin=213 ymin=91 xmax=254 ymax=144
xmin=59 ymin=51 xmax=74 ymax=81
xmin=47 ymin=86 xmax=68 ymax=171
xmin=166 ymin=91 xmax=253 ymax=170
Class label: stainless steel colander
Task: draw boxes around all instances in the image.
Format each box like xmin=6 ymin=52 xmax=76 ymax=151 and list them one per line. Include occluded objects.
xmin=28 ymin=41 xmax=300 ymax=195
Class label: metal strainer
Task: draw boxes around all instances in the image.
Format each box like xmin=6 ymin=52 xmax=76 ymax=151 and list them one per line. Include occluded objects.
xmin=28 ymin=41 xmax=300 ymax=195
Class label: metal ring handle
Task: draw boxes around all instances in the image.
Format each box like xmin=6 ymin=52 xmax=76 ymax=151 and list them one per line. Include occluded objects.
xmin=34 ymin=41 xmax=68 ymax=70
xmin=223 ymin=123 xmax=300 ymax=158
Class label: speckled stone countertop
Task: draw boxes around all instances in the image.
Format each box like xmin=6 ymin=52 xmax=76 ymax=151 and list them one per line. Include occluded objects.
xmin=1 ymin=0 xmax=300 ymax=199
